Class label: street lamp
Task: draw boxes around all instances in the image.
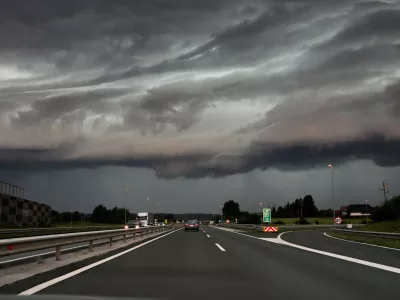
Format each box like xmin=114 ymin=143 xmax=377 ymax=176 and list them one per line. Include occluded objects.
xmin=328 ymin=164 xmax=335 ymax=224
xmin=259 ymin=202 xmax=263 ymax=226
xmin=124 ymin=187 xmax=129 ymax=224
xmin=365 ymin=200 xmax=368 ymax=224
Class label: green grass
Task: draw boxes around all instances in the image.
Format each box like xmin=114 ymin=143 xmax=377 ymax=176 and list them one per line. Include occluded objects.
xmin=270 ymin=217 xmax=365 ymax=225
xmin=328 ymin=231 xmax=400 ymax=249
xmin=356 ymin=221 xmax=400 ymax=233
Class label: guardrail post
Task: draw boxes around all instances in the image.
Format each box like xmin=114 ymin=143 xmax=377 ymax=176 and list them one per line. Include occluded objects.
xmin=55 ymin=246 xmax=61 ymax=260
xmin=89 ymin=240 xmax=93 ymax=252
xmin=109 ymin=237 xmax=112 ymax=246
xmin=123 ymin=234 xmax=126 ymax=242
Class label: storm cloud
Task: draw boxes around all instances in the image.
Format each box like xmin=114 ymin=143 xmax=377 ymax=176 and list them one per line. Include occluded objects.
xmin=1 ymin=0 xmax=400 ymax=180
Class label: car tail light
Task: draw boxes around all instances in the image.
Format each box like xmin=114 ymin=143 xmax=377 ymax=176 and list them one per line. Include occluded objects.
xmin=185 ymin=224 xmax=189 ymax=226
xmin=195 ymin=224 xmax=198 ymax=227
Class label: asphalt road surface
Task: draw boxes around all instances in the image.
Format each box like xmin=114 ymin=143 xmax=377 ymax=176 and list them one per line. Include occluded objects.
xmin=280 ymin=230 xmax=400 ymax=268
xmin=1 ymin=226 xmax=400 ymax=300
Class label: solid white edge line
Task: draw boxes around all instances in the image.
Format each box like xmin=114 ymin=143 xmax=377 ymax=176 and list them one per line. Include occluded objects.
xmin=323 ymin=232 xmax=400 ymax=251
xmin=278 ymin=232 xmax=400 ymax=275
xmin=19 ymin=228 xmax=182 ymax=295
xmin=215 ymin=243 xmax=226 ymax=252
xmin=206 ymin=235 xmax=210 ymax=238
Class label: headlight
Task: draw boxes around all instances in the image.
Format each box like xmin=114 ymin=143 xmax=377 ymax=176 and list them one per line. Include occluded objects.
xmin=135 ymin=225 xmax=139 ymax=228
xmin=124 ymin=225 xmax=128 ymax=229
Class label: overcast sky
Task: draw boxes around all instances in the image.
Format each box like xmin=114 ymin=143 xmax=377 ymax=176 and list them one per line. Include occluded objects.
xmin=1 ymin=0 xmax=399 ymax=213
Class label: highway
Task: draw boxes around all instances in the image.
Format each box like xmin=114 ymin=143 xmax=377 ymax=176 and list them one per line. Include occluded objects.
xmin=1 ymin=226 xmax=399 ymax=299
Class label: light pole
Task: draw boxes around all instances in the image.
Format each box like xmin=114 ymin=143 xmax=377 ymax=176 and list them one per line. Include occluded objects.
xmin=259 ymin=202 xmax=263 ymax=226
xmin=365 ymin=200 xmax=368 ymax=224
xmin=328 ymin=164 xmax=335 ymax=224
xmin=124 ymin=187 xmax=129 ymax=224
xmin=220 ymin=205 xmax=223 ymax=222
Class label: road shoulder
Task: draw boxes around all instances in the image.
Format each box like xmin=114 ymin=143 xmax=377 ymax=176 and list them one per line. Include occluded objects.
xmin=0 ymin=229 xmax=179 ymax=294
xmin=279 ymin=230 xmax=400 ymax=269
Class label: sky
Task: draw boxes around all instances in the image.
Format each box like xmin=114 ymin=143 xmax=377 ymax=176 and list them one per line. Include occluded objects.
xmin=1 ymin=0 xmax=399 ymax=213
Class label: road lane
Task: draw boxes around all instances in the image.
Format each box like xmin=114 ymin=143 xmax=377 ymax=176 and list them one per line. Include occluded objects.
xmin=280 ymin=230 xmax=400 ymax=268
xmin=3 ymin=225 xmax=400 ymax=299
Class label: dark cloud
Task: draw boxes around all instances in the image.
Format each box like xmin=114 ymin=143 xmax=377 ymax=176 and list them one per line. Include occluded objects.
xmin=1 ymin=0 xmax=400 ymax=183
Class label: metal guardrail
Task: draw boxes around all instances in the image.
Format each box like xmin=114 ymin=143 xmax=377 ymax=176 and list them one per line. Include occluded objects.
xmin=0 ymin=225 xmax=121 ymax=233
xmin=0 ymin=225 xmax=172 ymax=261
xmin=330 ymin=228 xmax=400 ymax=239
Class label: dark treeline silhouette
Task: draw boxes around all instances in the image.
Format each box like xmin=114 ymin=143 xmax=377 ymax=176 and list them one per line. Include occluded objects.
xmin=223 ymin=194 xmax=400 ymax=224
xmin=372 ymin=195 xmax=400 ymax=221
xmin=52 ymin=205 xmax=175 ymax=224
xmin=51 ymin=194 xmax=399 ymax=225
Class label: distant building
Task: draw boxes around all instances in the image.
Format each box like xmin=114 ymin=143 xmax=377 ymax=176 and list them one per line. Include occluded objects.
xmin=346 ymin=204 xmax=372 ymax=217
xmin=0 ymin=181 xmax=51 ymax=227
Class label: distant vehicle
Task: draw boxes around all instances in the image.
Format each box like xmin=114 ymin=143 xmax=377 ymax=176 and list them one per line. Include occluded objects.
xmin=125 ymin=220 xmax=141 ymax=229
xmin=138 ymin=212 xmax=154 ymax=227
xmin=185 ymin=220 xmax=199 ymax=232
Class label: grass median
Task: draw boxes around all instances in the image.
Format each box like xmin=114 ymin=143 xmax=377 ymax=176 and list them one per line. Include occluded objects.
xmin=328 ymin=231 xmax=400 ymax=249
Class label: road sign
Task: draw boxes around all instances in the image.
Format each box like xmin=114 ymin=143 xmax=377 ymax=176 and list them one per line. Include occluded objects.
xmin=164 ymin=219 xmax=168 ymax=224
xmin=263 ymin=226 xmax=278 ymax=232
xmin=263 ymin=208 xmax=271 ymax=223
xmin=335 ymin=217 xmax=342 ymax=224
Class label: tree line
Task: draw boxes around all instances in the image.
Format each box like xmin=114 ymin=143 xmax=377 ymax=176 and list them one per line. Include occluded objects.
xmin=51 ymin=205 xmax=175 ymax=224
xmin=222 ymin=194 xmax=400 ymax=224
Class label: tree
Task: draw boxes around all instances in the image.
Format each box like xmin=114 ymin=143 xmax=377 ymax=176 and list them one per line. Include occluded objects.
xmin=302 ymin=195 xmax=318 ymax=217
xmin=277 ymin=206 xmax=284 ymax=217
xmin=222 ymin=200 xmax=240 ymax=220
xmin=372 ymin=195 xmax=400 ymax=221
xmin=51 ymin=210 xmax=60 ymax=222
xmin=272 ymin=206 xmax=277 ymax=216
xmin=92 ymin=205 xmax=108 ymax=223
xmin=72 ymin=211 xmax=81 ymax=222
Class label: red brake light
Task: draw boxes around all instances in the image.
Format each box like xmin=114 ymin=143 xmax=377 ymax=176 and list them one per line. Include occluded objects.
xmin=185 ymin=224 xmax=188 ymax=226
xmin=195 ymin=224 xmax=198 ymax=227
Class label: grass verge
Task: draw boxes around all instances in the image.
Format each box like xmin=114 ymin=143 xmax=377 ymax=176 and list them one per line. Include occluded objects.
xmin=356 ymin=221 xmax=400 ymax=233
xmin=328 ymin=231 xmax=400 ymax=249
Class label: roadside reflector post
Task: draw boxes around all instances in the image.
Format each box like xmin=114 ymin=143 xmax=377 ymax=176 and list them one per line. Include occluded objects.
xmin=89 ymin=240 xmax=93 ymax=252
xmin=55 ymin=246 xmax=61 ymax=261
xmin=109 ymin=237 xmax=112 ymax=246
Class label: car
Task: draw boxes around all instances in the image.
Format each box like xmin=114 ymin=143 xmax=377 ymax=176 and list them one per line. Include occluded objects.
xmin=124 ymin=220 xmax=141 ymax=229
xmin=184 ymin=220 xmax=199 ymax=231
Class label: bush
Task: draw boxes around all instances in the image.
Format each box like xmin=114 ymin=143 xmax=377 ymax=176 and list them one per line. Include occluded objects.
xmin=314 ymin=220 xmax=319 ymax=225
xmin=274 ymin=220 xmax=285 ymax=225
xmin=295 ymin=218 xmax=310 ymax=225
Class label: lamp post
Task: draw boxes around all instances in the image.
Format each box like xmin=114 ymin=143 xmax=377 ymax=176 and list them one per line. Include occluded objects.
xmin=365 ymin=200 xmax=368 ymax=224
xmin=328 ymin=164 xmax=335 ymax=224
xmin=124 ymin=187 xmax=129 ymax=224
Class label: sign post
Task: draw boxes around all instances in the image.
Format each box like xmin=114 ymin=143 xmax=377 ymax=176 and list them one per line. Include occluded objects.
xmin=263 ymin=208 xmax=271 ymax=224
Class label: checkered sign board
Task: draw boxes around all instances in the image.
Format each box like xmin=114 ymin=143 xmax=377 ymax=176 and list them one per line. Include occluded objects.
xmin=0 ymin=193 xmax=51 ymax=226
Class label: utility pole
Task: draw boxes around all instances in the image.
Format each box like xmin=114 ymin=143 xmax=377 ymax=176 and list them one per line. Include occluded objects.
xmin=124 ymin=187 xmax=129 ymax=224
xmin=328 ymin=164 xmax=335 ymax=224
xmin=379 ymin=182 xmax=389 ymax=202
